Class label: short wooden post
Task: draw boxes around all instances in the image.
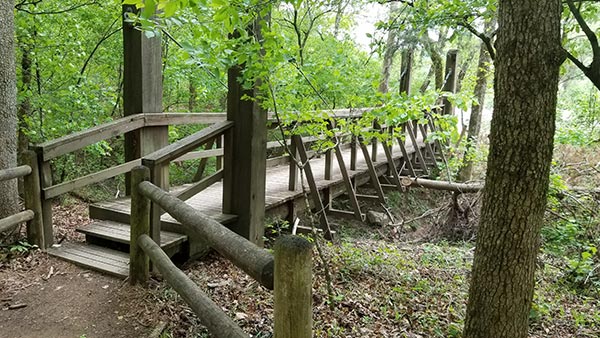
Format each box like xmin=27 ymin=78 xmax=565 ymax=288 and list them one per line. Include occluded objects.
xmin=324 ymin=119 xmax=335 ymax=180
xmin=130 ymin=165 xmax=151 ymax=285
xmin=22 ymin=150 xmax=44 ymax=248
xmin=442 ymin=49 xmax=458 ymax=116
xmin=32 ymin=146 xmax=54 ymax=248
xmin=274 ymin=236 xmax=312 ymax=338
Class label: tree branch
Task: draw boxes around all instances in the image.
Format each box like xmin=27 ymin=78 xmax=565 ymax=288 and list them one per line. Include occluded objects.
xmin=566 ymin=0 xmax=600 ymax=60
xmin=15 ymin=1 xmax=100 ymax=15
xmin=459 ymin=21 xmax=495 ymax=60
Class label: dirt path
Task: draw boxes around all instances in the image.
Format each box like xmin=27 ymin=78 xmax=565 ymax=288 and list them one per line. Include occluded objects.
xmin=0 ymin=254 xmax=153 ymax=338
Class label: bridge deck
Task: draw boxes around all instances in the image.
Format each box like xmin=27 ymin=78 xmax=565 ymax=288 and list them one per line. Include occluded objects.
xmin=91 ymin=140 xmax=422 ymax=225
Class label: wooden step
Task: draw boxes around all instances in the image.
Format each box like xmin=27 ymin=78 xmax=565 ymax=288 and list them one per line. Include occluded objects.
xmin=76 ymin=220 xmax=187 ymax=251
xmin=47 ymin=242 xmax=129 ymax=278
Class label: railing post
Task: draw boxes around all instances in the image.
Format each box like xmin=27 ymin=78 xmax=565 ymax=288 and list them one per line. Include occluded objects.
xmin=274 ymin=236 xmax=312 ymax=338
xmin=22 ymin=150 xmax=44 ymax=249
xmin=141 ymin=159 xmax=162 ymax=246
xmin=32 ymin=147 xmax=54 ymax=248
xmin=288 ymin=136 xmax=299 ymax=191
xmin=130 ymin=165 xmax=151 ymax=285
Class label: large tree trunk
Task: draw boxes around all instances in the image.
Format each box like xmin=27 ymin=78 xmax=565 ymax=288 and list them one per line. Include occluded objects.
xmin=378 ymin=27 xmax=399 ymax=94
xmin=0 ymin=0 xmax=19 ymax=223
xmin=457 ymin=19 xmax=496 ymax=182
xmin=463 ymin=1 xmax=563 ymax=338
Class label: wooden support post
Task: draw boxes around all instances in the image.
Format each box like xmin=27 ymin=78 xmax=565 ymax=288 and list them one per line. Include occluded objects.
xmin=192 ymin=137 xmax=217 ymax=182
xmin=399 ymin=48 xmax=413 ymax=95
xmin=141 ymin=159 xmax=163 ymax=246
xmin=396 ymin=132 xmax=416 ymax=177
xmin=274 ymin=236 xmax=313 ymax=338
xmin=130 ymin=166 xmax=150 ymax=285
xmin=419 ymin=123 xmax=438 ymax=167
xmin=288 ymin=137 xmax=299 ymax=191
xmin=334 ymin=144 xmax=362 ymax=220
xmin=22 ymin=151 xmax=44 ymax=248
xmin=350 ymin=135 xmax=357 ymax=171
xmin=357 ymin=137 xmax=386 ymax=203
xmin=371 ymin=121 xmax=380 ymax=162
xmin=222 ymin=23 xmax=268 ymax=245
xmin=32 ymin=146 xmax=54 ymax=248
xmin=138 ymin=234 xmax=247 ymax=337
xmin=291 ymin=135 xmax=333 ymax=240
xmin=216 ymin=135 xmax=223 ymax=170
xmin=405 ymin=123 xmax=429 ymax=176
xmin=324 ymin=121 xmax=335 ymax=181
xmin=382 ymin=142 xmax=403 ymax=192
xmin=122 ymin=5 xmax=167 ymax=195
xmin=442 ymin=49 xmax=458 ymax=116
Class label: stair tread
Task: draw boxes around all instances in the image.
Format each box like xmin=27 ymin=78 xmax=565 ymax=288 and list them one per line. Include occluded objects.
xmin=47 ymin=242 xmax=129 ymax=278
xmin=77 ymin=220 xmax=187 ymax=249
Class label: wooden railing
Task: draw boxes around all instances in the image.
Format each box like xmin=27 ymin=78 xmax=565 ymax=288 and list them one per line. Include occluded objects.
xmin=0 ymin=151 xmax=44 ymax=248
xmin=129 ymin=166 xmax=312 ymax=338
xmin=30 ymin=112 xmax=229 ymax=248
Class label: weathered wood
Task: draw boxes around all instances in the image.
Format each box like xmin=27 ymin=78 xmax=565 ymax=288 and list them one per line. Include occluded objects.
xmin=442 ymin=49 xmax=458 ymax=116
xmin=274 ymin=236 xmax=313 ymax=338
xmin=144 ymin=113 xmax=227 ymax=126
xmin=174 ymin=148 xmax=224 ymax=162
xmin=22 ymin=151 xmax=44 ymax=248
xmin=400 ymin=176 xmax=483 ymax=193
xmin=405 ymin=123 xmax=429 ymax=176
xmin=371 ymin=121 xmax=380 ymax=162
xmin=37 ymin=115 xmax=145 ymax=161
xmin=357 ymin=137 xmax=386 ymax=203
xmin=123 ymin=4 xmax=164 ymax=194
xmin=138 ymin=234 xmax=247 ymax=338
xmin=291 ymin=135 xmax=333 ymax=240
xmin=143 ymin=121 xmax=233 ymax=165
xmin=39 ymin=157 xmax=54 ymax=247
xmin=191 ymin=137 xmax=217 ymax=182
xmin=0 ymin=165 xmax=31 ymax=182
xmin=130 ymin=166 xmax=150 ymax=285
xmin=334 ymin=143 xmax=362 ymax=220
xmin=175 ymin=170 xmax=223 ymax=202
xmin=324 ymin=121 xmax=335 ymax=180
xmin=350 ymin=135 xmax=357 ymax=170
xmin=382 ymin=141 xmax=403 ymax=192
xmin=138 ymin=181 xmax=275 ymax=289
xmin=0 ymin=210 xmax=34 ymax=233
xmin=47 ymin=243 xmax=129 ymax=278
xmin=418 ymin=123 xmax=438 ymax=166
xmin=44 ymin=159 xmax=142 ymax=199
xmin=288 ymin=139 xmax=299 ymax=191
xmin=78 ymin=220 xmax=186 ymax=249
xmin=222 ymin=37 xmax=267 ymax=245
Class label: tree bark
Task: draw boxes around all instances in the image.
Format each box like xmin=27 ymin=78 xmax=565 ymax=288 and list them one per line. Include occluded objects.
xmin=378 ymin=4 xmax=399 ymax=94
xmin=457 ymin=19 xmax=496 ymax=182
xmin=463 ymin=1 xmax=564 ymax=338
xmin=0 ymin=0 xmax=19 ymax=222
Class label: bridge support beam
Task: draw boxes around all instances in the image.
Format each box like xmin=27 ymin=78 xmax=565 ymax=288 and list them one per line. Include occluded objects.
xmin=122 ymin=5 xmax=168 ymax=195
xmin=222 ymin=26 xmax=267 ymax=246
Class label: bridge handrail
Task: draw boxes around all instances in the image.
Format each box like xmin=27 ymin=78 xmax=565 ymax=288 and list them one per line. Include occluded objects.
xmin=0 ymin=152 xmax=44 ymax=248
xmin=137 ymin=178 xmax=274 ymax=288
xmin=35 ymin=112 xmax=227 ymax=161
xmin=129 ymin=166 xmax=312 ymax=337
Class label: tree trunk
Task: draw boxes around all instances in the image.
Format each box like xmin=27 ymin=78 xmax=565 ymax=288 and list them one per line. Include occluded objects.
xmin=457 ymin=19 xmax=496 ymax=182
xmin=0 ymin=0 xmax=19 ymax=223
xmin=378 ymin=20 xmax=399 ymax=94
xmin=17 ymin=41 xmax=33 ymax=195
xmin=463 ymin=1 xmax=563 ymax=338
xmin=188 ymin=78 xmax=197 ymax=112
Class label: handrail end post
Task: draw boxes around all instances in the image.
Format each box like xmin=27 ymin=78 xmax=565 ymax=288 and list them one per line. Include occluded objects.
xmin=130 ymin=165 xmax=151 ymax=285
xmin=274 ymin=235 xmax=313 ymax=338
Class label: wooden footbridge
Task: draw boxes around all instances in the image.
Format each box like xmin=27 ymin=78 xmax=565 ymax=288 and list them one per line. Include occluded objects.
xmin=2 ymin=17 xmax=457 ymax=278
xmin=0 ymin=12 xmax=460 ymax=336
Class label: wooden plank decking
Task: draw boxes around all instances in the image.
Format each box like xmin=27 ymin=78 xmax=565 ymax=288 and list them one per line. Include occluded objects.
xmin=90 ymin=139 xmax=423 ymax=225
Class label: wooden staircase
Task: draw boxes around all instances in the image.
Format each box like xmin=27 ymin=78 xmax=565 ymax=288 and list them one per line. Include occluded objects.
xmin=47 ymin=201 xmax=190 ymax=278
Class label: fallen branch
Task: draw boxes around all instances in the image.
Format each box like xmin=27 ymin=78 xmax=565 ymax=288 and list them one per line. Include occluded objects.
xmin=399 ymin=176 xmax=483 ymax=193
